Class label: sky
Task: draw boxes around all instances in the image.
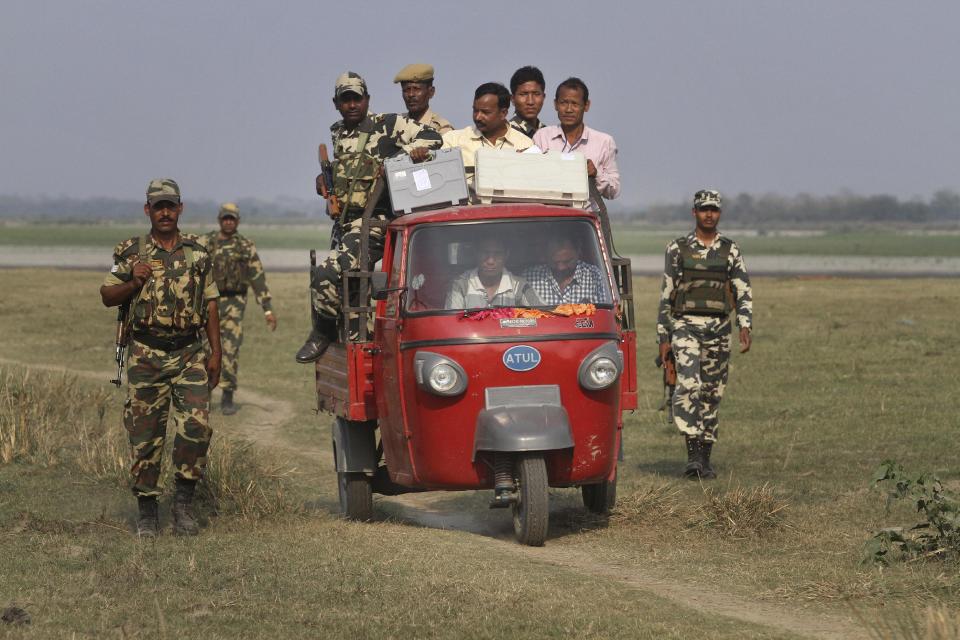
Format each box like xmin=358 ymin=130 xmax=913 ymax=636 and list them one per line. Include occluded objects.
xmin=1 ymin=1 xmax=959 ymax=210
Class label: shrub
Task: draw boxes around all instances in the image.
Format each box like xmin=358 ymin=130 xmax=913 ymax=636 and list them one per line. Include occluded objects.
xmin=865 ymin=461 xmax=960 ymax=565
xmin=691 ymin=483 xmax=790 ymax=538
xmin=0 ymin=367 xmax=112 ymax=466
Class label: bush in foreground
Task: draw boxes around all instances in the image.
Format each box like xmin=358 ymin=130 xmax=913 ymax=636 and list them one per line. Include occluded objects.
xmin=1 ymin=366 xmax=296 ymax=519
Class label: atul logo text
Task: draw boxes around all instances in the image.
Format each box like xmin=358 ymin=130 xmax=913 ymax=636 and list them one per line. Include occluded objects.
xmin=502 ymin=345 xmax=541 ymax=372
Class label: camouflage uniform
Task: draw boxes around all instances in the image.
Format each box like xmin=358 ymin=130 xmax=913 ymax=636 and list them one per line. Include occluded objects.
xmin=311 ymin=111 xmax=442 ymax=335
xmin=509 ymin=114 xmax=545 ymax=140
xmin=104 ymin=233 xmax=219 ymax=496
xmin=415 ymin=109 xmax=454 ymax=134
xmin=203 ymin=231 xmax=273 ymax=392
xmin=656 ymin=231 xmax=752 ymax=443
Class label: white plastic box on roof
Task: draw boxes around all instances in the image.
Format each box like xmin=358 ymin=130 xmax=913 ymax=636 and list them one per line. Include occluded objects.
xmin=474 ymin=148 xmax=589 ymax=207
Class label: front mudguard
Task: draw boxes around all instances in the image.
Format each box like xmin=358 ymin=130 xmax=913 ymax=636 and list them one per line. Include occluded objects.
xmin=472 ymin=405 xmax=574 ymax=460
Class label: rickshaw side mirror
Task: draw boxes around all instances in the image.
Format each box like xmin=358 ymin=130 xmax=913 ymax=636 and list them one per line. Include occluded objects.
xmin=370 ymin=272 xmax=406 ymax=301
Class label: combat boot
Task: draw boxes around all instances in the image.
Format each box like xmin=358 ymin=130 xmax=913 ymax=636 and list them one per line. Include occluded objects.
xmin=136 ymin=496 xmax=159 ymax=539
xmin=295 ymin=317 xmax=338 ymax=363
xmin=221 ymin=389 xmax=237 ymax=415
xmin=683 ymin=436 xmax=703 ymax=479
xmin=699 ymin=440 xmax=717 ymax=480
xmin=171 ymin=478 xmax=200 ymax=536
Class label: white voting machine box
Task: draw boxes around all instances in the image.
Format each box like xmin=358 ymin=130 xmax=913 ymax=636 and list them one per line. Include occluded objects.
xmin=385 ymin=148 xmax=469 ymax=214
xmin=473 ymin=148 xmax=589 ymax=206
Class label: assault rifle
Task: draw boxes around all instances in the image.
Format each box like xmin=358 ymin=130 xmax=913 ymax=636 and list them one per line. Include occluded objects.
xmin=316 ymin=144 xmax=341 ymax=219
xmin=654 ymin=347 xmax=677 ymax=414
xmin=110 ymin=303 xmax=130 ymax=387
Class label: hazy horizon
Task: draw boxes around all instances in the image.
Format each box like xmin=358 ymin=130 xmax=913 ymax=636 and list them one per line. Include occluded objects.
xmin=3 ymin=1 xmax=958 ymax=209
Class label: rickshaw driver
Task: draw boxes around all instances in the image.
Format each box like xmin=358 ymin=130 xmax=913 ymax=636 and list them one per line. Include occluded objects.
xmin=444 ymin=236 xmax=542 ymax=309
xmin=523 ymin=234 xmax=610 ymax=305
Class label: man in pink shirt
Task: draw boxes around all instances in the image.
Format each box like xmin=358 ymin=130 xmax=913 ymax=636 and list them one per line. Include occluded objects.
xmin=532 ymin=77 xmax=620 ymax=209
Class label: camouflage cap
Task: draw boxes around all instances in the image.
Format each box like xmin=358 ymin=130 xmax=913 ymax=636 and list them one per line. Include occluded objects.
xmin=218 ymin=202 xmax=239 ymax=219
xmin=335 ymin=71 xmax=367 ymax=99
xmin=394 ymin=63 xmax=434 ymax=84
xmin=693 ymin=189 xmax=722 ymax=210
xmin=146 ymin=178 xmax=181 ymax=205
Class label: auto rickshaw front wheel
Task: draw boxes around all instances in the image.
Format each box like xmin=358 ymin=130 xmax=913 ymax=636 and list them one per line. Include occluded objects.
xmin=512 ymin=454 xmax=549 ymax=546
xmin=581 ymin=466 xmax=618 ymax=515
xmin=338 ymin=471 xmax=373 ymax=521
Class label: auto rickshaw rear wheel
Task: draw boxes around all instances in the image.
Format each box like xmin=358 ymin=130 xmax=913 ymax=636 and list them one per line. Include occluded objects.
xmin=581 ymin=466 xmax=617 ymax=515
xmin=338 ymin=471 xmax=373 ymax=521
xmin=512 ymin=454 xmax=549 ymax=546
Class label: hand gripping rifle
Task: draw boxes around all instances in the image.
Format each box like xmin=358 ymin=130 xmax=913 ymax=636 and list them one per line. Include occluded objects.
xmin=110 ymin=303 xmax=131 ymax=387
xmin=316 ymin=144 xmax=341 ymax=219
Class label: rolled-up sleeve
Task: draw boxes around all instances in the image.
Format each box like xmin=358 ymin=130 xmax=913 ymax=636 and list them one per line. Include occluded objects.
xmin=594 ymin=137 xmax=620 ymax=200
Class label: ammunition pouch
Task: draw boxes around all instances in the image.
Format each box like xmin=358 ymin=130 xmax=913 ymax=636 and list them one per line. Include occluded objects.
xmin=131 ymin=240 xmax=206 ymax=332
xmin=213 ymin=251 xmax=247 ymax=295
xmin=333 ymin=135 xmax=379 ymax=211
xmin=671 ymin=240 xmax=733 ymax=316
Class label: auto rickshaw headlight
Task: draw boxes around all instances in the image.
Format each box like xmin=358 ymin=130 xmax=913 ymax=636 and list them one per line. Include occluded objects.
xmin=429 ymin=363 xmax=459 ymax=393
xmin=578 ymin=342 xmax=623 ymax=391
xmin=586 ymin=357 xmax=618 ymax=388
xmin=414 ymin=351 xmax=468 ymax=397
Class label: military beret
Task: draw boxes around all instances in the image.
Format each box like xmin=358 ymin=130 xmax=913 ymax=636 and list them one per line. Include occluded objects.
xmin=218 ymin=202 xmax=240 ymax=219
xmin=394 ymin=64 xmax=434 ymax=84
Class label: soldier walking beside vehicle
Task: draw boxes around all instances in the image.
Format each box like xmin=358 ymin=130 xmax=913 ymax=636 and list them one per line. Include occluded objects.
xmin=204 ymin=202 xmax=277 ymax=415
xmin=296 ymin=71 xmax=443 ymax=363
xmin=99 ymin=178 xmax=221 ymax=537
xmin=657 ymin=189 xmax=752 ymax=479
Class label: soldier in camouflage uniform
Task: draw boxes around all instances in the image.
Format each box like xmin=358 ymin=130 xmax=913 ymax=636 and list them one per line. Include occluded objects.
xmin=656 ymin=189 xmax=752 ymax=480
xmin=296 ymin=71 xmax=443 ymax=362
xmin=100 ymin=178 xmax=222 ymax=537
xmin=394 ymin=63 xmax=454 ymax=134
xmin=204 ymin=203 xmax=277 ymax=415
xmin=509 ymin=66 xmax=547 ymax=139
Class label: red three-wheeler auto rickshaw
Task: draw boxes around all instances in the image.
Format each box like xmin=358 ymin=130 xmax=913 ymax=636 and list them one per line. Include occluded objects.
xmin=314 ymin=171 xmax=636 ymax=546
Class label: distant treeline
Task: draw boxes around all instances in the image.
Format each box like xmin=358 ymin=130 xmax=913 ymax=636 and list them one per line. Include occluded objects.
xmin=0 ymin=195 xmax=321 ymax=223
xmin=1 ymin=190 xmax=959 ymax=227
xmin=632 ymin=190 xmax=960 ymax=228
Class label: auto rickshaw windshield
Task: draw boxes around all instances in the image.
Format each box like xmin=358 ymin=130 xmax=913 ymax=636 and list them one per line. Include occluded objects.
xmin=404 ymin=219 xmax=614 ymax=313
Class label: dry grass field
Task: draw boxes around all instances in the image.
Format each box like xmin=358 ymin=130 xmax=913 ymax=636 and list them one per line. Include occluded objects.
xmin=1 ymin=267 xmax=958 ymax=639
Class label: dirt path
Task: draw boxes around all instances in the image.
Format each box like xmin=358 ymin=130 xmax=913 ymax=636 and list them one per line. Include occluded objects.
xmin=1 ymin=357 xmax=867 ymax=639
xmin=380 ymin=491 xmax=868 ymax=640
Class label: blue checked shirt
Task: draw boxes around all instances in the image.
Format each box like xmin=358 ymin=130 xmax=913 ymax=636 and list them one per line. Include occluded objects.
xmin=522 ymin=261 xmax=611 ymax=306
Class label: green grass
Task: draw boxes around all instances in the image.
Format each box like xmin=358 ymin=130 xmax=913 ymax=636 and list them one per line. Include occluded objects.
xmin=1 ymin=268 xmax=959 ymax=637
xmin=611 ymin=228 xmax=960 ymax=257
xmin=2 ymin=222 xmax=959 ymax=256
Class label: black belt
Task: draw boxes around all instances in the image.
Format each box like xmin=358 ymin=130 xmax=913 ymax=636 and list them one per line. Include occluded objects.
xmin=219 ymin=290 xmax=247 ymax=296
xmin=132 ymin=331 xmax=200 ymax=352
